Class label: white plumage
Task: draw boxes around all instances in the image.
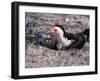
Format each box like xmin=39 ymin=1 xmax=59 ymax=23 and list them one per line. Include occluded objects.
xmin=51 ymin=26 xmax=74 ymax=47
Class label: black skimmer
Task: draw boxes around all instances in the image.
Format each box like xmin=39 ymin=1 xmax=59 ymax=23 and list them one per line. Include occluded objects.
xmin=51 ymin=25 xmax=89 ymax=49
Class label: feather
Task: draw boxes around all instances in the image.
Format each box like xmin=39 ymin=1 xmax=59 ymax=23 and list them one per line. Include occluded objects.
xmin=52 ymin=25 xmax=89 ymax=49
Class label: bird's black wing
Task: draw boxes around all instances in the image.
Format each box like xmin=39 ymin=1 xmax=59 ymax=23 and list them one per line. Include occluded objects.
xmin=64 ymin=33 xmax=86 ymax=49
xmin=64 ymin=32 xmax=79 ymax=40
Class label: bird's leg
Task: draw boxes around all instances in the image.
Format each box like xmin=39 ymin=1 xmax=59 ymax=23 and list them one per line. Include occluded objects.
xmin=56 ymin=43 xmax=63 ymax=50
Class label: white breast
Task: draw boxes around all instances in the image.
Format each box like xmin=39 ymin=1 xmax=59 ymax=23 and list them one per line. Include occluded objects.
xmin=60 ymin=35 xmax=73 ymax=47
xmin=54 ymin=26 xmax=73 ymax=47
xmin=55 ymin=33 xmax=72 ymax=47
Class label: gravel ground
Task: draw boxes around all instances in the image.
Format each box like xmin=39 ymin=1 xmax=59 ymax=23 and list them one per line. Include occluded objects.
xmin=25 ymin=12 xmax=89 ymax=68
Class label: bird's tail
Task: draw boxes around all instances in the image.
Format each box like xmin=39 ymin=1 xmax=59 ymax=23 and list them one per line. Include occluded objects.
xmin=82 ymin=29 xmax=89 ymax=42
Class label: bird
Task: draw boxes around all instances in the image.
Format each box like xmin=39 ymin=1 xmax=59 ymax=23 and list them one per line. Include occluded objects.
xmin=34 ymin=32 xmax=58 ymax=50
xmin=50 ymin=25 xmax=89 ymax=49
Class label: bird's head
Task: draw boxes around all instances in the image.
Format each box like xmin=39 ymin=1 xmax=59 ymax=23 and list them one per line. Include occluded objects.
xmin=51 ymin=25 xmax=65 ymax=36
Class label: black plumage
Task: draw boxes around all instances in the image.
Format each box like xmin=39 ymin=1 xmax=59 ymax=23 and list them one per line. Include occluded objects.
xmin=33 ymin=25 xmax=89 ymax=50
xmin=54 ymin=25 xmax=89 ymax=49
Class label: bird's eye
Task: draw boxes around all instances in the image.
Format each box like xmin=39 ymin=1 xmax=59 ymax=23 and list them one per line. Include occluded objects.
xmin=51 ymin=27 xmax=57 ymax=33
